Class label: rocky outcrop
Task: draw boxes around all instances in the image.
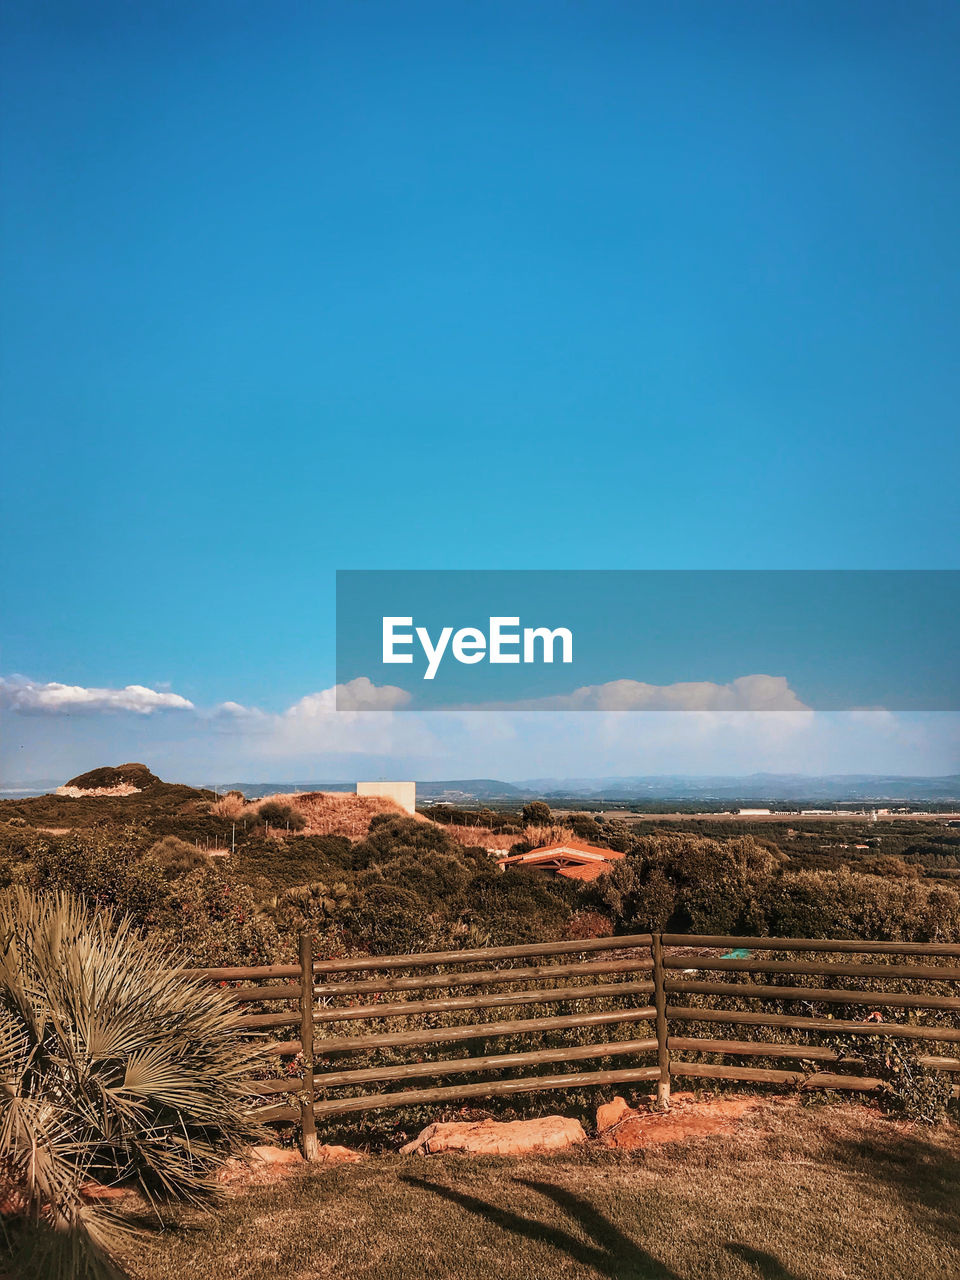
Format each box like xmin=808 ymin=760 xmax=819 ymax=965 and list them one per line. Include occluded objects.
xmin=401 ymin=1115 xmax=587 ymax=1157
xmin=63 ymin=763 xmax=160 ymax=792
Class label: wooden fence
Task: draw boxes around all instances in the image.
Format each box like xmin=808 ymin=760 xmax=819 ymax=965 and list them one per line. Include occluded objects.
xmin=188 ymin=932 xmax=960 ymax=1155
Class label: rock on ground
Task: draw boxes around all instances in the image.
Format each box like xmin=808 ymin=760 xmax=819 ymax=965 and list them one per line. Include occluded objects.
xmin=401 ymin=1115 xmax=587 ymax=1157
xmin=249 ymin=1145 xmax=304 ymax=1166
xmin=596 ymin=1093 xmax=761 ymax=1149
xmin=314 ymin=1144 xmax=365 ymax=1164
xmin=218 ymin=1143 xmax=364 ymax=1186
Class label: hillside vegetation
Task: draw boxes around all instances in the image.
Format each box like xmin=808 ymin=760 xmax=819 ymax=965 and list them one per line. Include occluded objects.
xmin=2 ymin=769 xmax=960 ymax=973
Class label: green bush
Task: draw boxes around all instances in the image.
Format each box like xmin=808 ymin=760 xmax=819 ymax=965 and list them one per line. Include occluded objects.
xmin=338 ymin=883 xmax=436 ymax=954
xmin=461 ymin=866 xmax=574 ymax=945
xmin=359 ymin=815 xmax=465 ymax=862
xmin=757 ymin=868 xmax=960 ymax=941
xmin=229 ymin=833 xmax=356 ymax=889
xmin=146 ymin=835 xmax=213 ymax=879
xmin=825 ymin=1033 xmax=954 ymax=1123
xmin=521 ymin=801 xmax=552 ymax=827
xmin=256 ymin=801 xmax=305 ymax=831
xmin=152 ymin=867 xmax=281 ymax=967
xmin=589 ymin=833 xmax=960 ymax=943
xmin=591 ymin=833 xmax=779 ymax=935
xmin=27 ymin=828 xmax=169 ymax=927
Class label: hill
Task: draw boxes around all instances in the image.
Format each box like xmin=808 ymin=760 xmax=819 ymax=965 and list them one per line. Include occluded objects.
xmin=63 ymin=762 xmax=161 ymax=792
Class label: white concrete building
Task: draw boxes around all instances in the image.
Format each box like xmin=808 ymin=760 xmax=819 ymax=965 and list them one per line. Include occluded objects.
xmin=356 ymin=780 xmax=416 ymax=815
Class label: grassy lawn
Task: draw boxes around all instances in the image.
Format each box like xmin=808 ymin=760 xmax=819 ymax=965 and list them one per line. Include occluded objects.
xmin=120 ymin=1104 xmax=960 ymax=1280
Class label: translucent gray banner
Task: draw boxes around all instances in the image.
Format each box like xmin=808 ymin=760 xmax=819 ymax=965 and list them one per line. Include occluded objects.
xmin=336 ymin=570 xmax=960 ymax=711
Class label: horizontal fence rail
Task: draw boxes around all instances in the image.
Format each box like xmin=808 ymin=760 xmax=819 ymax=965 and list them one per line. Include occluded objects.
xmin=188 ymin=930 xmax=960 ymax=1155
xmin=259 ymin=1067 xmax=664 ymax=1123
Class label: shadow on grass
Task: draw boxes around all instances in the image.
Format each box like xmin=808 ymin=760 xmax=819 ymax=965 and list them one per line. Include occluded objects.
xmin=826 ymin=1123 xmax=960 ymax=1249
xmin=725 ymin=1244 xmax=805 ymax=1279
xmin=401 ymin=1174 xmax=682 ymax=1279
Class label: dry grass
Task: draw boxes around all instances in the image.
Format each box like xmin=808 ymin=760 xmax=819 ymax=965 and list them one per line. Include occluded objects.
xmin=445 ymin=826 xmax=517 ymax=852
xmin=442 ymin=823 xmax=576 ymax=853
xmin=210 ymin=798 xmax=571 ymax=853
xmin=117 ymin=1103 xmax=960 ymax=1280
xmin=211 ymin=793 xmax=249 ymax=819
xmin=523 ymin=824 xmax=576 ymax=849
xmin=260 ymin=792 xmax=416 ymax=839
xmin=210 ymin=790 xmax=416 ymax=838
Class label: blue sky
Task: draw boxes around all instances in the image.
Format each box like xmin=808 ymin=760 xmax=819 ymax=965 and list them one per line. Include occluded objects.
xmin=1 ymin=2 xmax=958 ymax=782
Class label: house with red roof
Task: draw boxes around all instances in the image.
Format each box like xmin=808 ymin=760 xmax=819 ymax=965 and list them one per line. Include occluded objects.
xmin=497 ymin=839 xmax=624 ymax=881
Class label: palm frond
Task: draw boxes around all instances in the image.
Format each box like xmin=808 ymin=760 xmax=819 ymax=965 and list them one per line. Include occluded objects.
xmin=0 ymin=886 xmax=266 ymax=1279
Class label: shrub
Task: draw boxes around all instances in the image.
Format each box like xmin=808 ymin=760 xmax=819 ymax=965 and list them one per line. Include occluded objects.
xmin=26 ymin=828 xmax=169 ymax=927
xmin=462 ymin=867 xmax=574 ymax=945
xmin=757 ymin=868 xmax=960 ymax=941
xmin=338 ymin=883 xmax=435 ymax=954
xmin=567 ymin=813 xmax=605 ymax=842
xmin=591 ymin=834 xmax=780 ymax=935
xmin=825 ymin=1033 xmax=954 ymax=1123
xmin=280 ymin=880 xmax=353 ymax=927
xmin=360 ymin=815 xmax=460 ymax=861
xmin=152 ymin=867 xmax=281 ymax=967
xmin=591 ymin=859 xmax=665 ymax=931
xmin=146 ymin=835 xmax=212 ymax=879
xmin=256 ymin=801 xmax=306 ymax=831
xmin=377 ymin=849 xmax=471 ymax=907
xmin=0 ymin=887 xmax=265 ymax=1280
xmin=230 ymin=833 xmax=356 ymax=890
xmin=564 ymin=910 xmax=614 ymax=940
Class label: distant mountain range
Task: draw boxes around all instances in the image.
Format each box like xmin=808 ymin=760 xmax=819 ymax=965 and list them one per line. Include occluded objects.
xmin=222 ymin=774 xmax=960 ymax=804
xmin=4 ymin=772 xmax=959 ymax=805
xmin=513 ymin=773 xmax=960 ymax=802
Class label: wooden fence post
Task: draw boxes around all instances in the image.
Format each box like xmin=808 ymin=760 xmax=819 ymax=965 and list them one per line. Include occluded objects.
xmin=298 ymin=931 xmax=319 ymax=1160
xmin=651 ymin=932 xmax=671 ymax=1109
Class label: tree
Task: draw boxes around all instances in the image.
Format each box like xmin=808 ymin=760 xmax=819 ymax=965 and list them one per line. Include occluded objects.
xmin=521 ymin=801 xmax=552 ymax=827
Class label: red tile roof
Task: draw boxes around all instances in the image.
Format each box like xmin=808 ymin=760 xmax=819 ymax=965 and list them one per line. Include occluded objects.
xmin=497 ymin=841 xmax=624 ymax=881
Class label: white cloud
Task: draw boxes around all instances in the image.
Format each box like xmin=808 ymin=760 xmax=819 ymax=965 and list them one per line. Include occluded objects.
xmin=0 ymin=676 xmax=194 ymax=716
xmin=287 ymin=677 xmax=413 ymax=715
xmin=474 ymin=674 xmax=809 ymax=712
xmin=264 ymin=678 xmax=425 ymax=756
xmin=205 ymin=678 xmax=428 ymax=758
xmin=3 ymin=671 xmax=955 ymax=784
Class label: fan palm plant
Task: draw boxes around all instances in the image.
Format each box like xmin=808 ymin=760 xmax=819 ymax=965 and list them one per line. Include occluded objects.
xmin=0 ymin=886 xmax=267 ymax=1279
